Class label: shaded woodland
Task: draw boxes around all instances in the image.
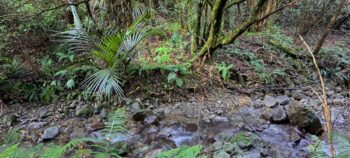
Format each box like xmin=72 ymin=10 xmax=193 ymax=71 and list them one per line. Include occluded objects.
xmin=0 ymin=0 xmax=350 ymax=157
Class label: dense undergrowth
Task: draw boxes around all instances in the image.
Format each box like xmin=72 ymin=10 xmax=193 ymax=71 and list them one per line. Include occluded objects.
xmin=1 ymin=0 xmax=350 ymax=157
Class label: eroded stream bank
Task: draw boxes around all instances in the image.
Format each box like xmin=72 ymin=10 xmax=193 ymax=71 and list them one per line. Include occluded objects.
xmin=1 ymin=86 xmax=350 ymax=157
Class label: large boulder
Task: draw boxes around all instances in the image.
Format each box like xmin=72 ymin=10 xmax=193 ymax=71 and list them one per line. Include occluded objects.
xmin=263 ymin=95 xmax=277 ymax=108
xmin=286 ymin=101 xmax=323 ymax=135
xmin=42 ymin=126 xmax=60 ymax=140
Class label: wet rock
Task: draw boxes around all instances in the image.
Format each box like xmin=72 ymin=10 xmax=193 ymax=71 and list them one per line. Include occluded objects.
xmin=213 ymin=141 xmax=223 ymax=150
xmin=286 ymin=101 xmax=323 ymax=135
xmin=276 ymin=95 xmax=290 ymax=105
xmin=144 ymin=115 xmax=158 ymax=125
xmin=252 ymin=99 xmax=263 ymax=108
xmin=130 ymin=101 xmax=141 ymax=114
xmin=75 ymin=104 xmax=94 ymax=117
xmin=335 ymin=87 xmax=342 ymax=92
xmin=213 ymin=150 xmax=230 ymax=158
xmin=42 ymin=126 xmax=60 ymax=140
xmin=212 ymin=116 xmax=229 ymax=124
xmin=271 ymin=106 xmax=287 ymax=123
xmin=292 ymin=91 xmax=304 ymax=100
xmin=242 ymin=149 xmax=261 ymax=158
xmin=3 ymin=113 xmax=17 ymax=126
xmin=216 ymin=130 xmax=234 ymax=141
xmin=87 ymin=122 xmax=105 ymax=131
xmin=154 ymin=108 xmax=165 ymax=119
xmin=332 ymin=98 xmax=345 ymax=106
xmin=263 ymin=95 xmax=277 ymax=108
xmin=39 ymin=110 xmax=53 ymax=119
xmin=28 ymin=122 xmax=47 ymax=130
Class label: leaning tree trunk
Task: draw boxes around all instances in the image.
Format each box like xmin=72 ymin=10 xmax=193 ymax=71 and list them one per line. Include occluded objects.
xmin=249 ymin=0 xmax=277 ymax=32
xmin=109 ymin=0 xmax=133 ymax=29
xmin=313 ymin=0 xmax=347 ymax=55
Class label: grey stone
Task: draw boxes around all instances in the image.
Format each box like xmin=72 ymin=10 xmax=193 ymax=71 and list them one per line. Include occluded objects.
xmin=3 ymin=113 xmax=17 ymax=126
xmin=130 ymin=102 xmax=141 ymax=114
xmin=286 ymin=101 xmax=323 ymax=135
xmin=39 ymin=110 xmax=53 ymax=118
xmin=42 ymin=126 xmax=60 ymax=140
xmin=213 ymin=141 xmax=223 ymax=150
xmin=271 ymin=106 xmax=287 ymax=123
xmin=252 ymin=99 xmax=263 ymax=108
xmin=332 ymin=98 xmax=345 ymax=106
xmin=75 ymin=104 xmax=94 ymax=117
xmin=242 ymin=149 xmax=261 ymax=158
xmin=212 ymin=116 xmax=229 ymax=124
xmin=263 ymin=95 xmax=277 ymax=108
xmin=276 ymin=95 xmax=290 ymax=105
xmin=28 ymin=122 xmax=47 ymax=130
xmin=292 ymin=91 xmax=304 ymax=100
xmin=144 ymin=115 xmax=158 ymax=125
xmin=213 ymin=150 xmax=230 ymax=158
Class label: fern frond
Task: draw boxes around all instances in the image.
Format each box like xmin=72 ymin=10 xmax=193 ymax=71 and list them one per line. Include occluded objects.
xmin=83 ymin=69 xmax=124 ymax=100
xmin=0 ymin=143 xmax=19 ymax=158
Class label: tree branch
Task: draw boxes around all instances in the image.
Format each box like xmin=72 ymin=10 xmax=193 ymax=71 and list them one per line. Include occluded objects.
xmin=225 ymin=0 xmax=247 ymax=9
xmin=34 ymin=0 xmax=89 ymax=16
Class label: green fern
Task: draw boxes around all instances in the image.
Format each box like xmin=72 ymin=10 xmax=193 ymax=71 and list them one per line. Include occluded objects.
xmin=308 ymin=132 xmax=350 ymax=158
xmin=156 ymin=145 xmax=202 ymax=158
xmin=0 ymin=143 xmax=19 ymax=158
xmin=216 ymin=62 xmax=234 ymax=82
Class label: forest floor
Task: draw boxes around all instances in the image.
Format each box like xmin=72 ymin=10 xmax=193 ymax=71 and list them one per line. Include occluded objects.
xmin=1 ymin=25 xmax=350 ymax=157
xmin=1 ymin=83 xmax=349 ymax=157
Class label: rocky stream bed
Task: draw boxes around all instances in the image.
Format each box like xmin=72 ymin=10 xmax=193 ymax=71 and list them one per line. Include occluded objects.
xmin=1 ymin=86 xmax=350 ymax=158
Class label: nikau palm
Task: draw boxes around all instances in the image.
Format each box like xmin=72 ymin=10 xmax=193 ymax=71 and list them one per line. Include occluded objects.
xmin=59 ymin=6 xmax=148 ymax=101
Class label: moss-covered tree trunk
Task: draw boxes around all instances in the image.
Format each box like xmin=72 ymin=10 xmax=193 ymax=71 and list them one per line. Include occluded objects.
xmin=249 ymin=0 xmax=277 ymax=32
xmin=199 ymin=0 xmax=228 ymax=57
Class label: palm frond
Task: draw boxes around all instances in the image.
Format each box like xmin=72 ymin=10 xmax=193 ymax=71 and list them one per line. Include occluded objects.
xmin=83 ymin=69 xmax=124 ymax=100
xmin=54 ymin=29 xmax=98 ymax=54
xmin=122 ymin=31 xmax=146 ymax=55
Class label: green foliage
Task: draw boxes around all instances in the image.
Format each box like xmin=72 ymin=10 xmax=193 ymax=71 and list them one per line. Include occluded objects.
xmin=216 ymin=62 xmax=234 ymax=82
xmin=308 ymin=132 xmax=350 ymax=158
xmin=167 ymin=72 xmax=184 ymax=87
xmin=155 ymin=47 xmax=172 ymax=64
xmin=156 ymin=145 xmax=202 ymax=158
xmin=1 ymin=128 xmax=20 ymax=146
xmin=60 ymin=14 xmax=147 ymax=101
xmin=231 ymin=132 xmax=252 ymax=146
xmin=83 ymin=68 xmax=124 ymax=101
xmin=0 ymin=143 xmax=19 ymax=158
xmin=319 ymin=45 xmax=350 ymax=84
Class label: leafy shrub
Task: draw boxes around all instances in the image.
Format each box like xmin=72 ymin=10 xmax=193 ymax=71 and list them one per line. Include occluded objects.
xmin=216 ymin=62 xmax=234 ymax=82
xmin=319 ymin=45 xmax=350 ymax=85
